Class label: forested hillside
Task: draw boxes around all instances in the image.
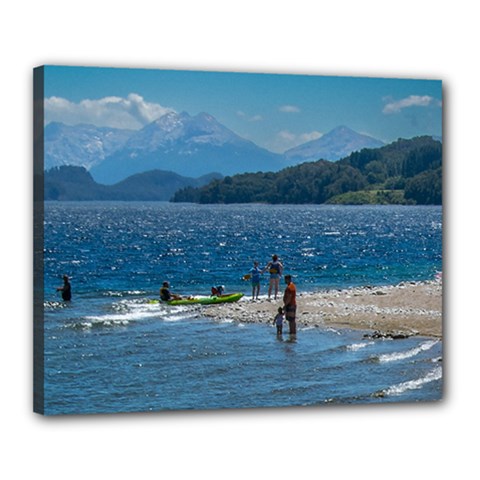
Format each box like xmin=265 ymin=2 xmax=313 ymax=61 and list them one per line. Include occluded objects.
xmin=44 ymin=166 xmax=221 ymax=201
xmin=172 ymin=136 xmax=442 ymax=205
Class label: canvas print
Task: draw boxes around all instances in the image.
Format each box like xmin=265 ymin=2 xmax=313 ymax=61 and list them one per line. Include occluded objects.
xmin=34 ymin=66 xmax=442 ymax=415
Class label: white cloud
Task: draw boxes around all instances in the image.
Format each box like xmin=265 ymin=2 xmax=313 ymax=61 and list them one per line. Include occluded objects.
xmin=45 ymin=93 xmax=175 ymax=129
xmin=268 ymin=129 xmax=323 ymax=152
xmin=382 ymin=95 xmax=441 ymax=114
xmin=237 ymin=110 xmax=263 ymax=122
xmin=279 ymin=105 xmax=301 ymax=113
xmin=278 ymin=130 xmax=297 ymax=142
xmin=299 ymin=131 xmax=323 ymax=143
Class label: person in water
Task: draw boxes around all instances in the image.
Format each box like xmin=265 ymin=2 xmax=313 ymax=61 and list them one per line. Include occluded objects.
xmin=263 ymin=254 xmax=283 ymax=300
xmin=273 ymin=306 xmax=284 ymax=335
xmin=283 ymin=274 xmax=297 ymax=335
xmin=159 ymin=281 xmax=182 ymax=302
xmin=56 ymin=275 xmax=71 ymax=301
xmin=249 ymin=261 xmax=262 ymax=300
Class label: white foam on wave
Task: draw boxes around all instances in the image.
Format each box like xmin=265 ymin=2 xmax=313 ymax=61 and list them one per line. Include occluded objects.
xmin=220 ymin=318 xmax=234 ymax=324
xmin=325 ymin=327 xmax=341 ymax=335
xmin=383 ymin=366 xmax=442 ymax=396
xmin=80 ymin=301 xmax=193 ymax=327
xmin=162 ymin=313 xmax=195 ymax=322
xmin=378 ymin=340 xmax=439 ymax=363
xmin=83 ymin=309 xmax=162 ymax=324
xmin=347 ymin=341 xmax=374 ymax=351
xmin=103 ymin=290 xmax=146 ymax=297
xmin=44 ymin=300 xmax=68 ymax=310
xmin=300 ymin=325 xmax=316 ymax=331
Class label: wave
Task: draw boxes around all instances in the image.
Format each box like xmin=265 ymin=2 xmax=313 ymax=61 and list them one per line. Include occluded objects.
xmin=102 ymin=290 xmax=147 ymax=297
xmin=44 ymin=300 xmax=69 ymax=311
xmin=83 ymin=309 xmax=161 ymax=325
xmin=381 ymin=366 xmax=442 ymax=397
xmin=347 ymin=341 xmax=375 ymax=352
xmin=66 ymin=300 xmax=195 ymax=329
xmin=376 ymin=340 xmax=439 ymax=363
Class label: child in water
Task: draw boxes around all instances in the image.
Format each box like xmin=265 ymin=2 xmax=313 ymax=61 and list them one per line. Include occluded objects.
xmin=273 ymin=307 xmax=284 ymax=335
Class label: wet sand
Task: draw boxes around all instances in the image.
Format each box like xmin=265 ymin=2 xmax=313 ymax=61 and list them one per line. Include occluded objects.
xmin=201 ymin=280 xmax=443 ymax=338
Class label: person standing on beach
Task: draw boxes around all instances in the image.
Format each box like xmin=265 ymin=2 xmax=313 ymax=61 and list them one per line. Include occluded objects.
xmin=56 ymin=275 xmax=71 ymax=301
xmin=263 ymin=254 xmax=283 ymax=300
xmin=249 ymin=261 xmax=262 ymax=300
xmin=283 ymin=275 xmax=297 ymax=335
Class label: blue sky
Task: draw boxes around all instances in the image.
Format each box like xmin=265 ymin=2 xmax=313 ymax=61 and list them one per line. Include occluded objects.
xmin=43 ymin=65 xmax=442 ymax=153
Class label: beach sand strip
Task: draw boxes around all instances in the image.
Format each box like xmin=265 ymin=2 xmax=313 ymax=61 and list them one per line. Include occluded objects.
xmin=201 ymin=280 xmax=442 ymax=338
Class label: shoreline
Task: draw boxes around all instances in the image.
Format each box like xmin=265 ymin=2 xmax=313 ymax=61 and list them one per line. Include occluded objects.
xmin=201 ymin=280 xmax=443 ymax=338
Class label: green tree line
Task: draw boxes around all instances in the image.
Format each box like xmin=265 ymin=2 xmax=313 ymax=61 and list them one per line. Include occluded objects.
xmin=172 ymin=136 xmax=442 ymax=205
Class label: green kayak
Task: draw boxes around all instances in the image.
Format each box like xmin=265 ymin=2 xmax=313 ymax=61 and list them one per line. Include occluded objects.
xmin=150 ymin=292 xmax=244 ymax=306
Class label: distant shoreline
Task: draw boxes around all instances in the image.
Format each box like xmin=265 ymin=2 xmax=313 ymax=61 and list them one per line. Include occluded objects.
xmin=200 ymin=280 xmax=443 ymax=338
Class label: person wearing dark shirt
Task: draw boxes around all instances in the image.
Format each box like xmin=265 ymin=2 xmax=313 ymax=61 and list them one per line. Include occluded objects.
xmin=57 ymin=275 xmax=71 ymax=301
xmin=159 ymin=281 xmax=182 ymax=302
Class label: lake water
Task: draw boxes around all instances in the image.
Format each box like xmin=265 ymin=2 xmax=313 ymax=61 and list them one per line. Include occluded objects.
xmin=40 ymin=203 xmax=443 ymax=415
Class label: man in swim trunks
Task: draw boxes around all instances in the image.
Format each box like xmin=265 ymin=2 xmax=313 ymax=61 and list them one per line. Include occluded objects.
xmin=283 ymin=274 xmax=297 ymax=335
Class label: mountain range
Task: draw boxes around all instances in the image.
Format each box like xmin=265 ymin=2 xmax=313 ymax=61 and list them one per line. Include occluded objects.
xmin=44 ymin=166 xmax=221 ymax=201
xmin=43 ymin=136 xmax=442 ymax=205
xmin=89 ymin=111 xmax=285 ymax=184
xmin=44 ymin=112 xmax=387 ymax=184
xmin=44 ymin=122 xmax=133 ymax=171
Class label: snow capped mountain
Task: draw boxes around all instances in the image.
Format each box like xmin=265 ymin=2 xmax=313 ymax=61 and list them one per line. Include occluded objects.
xmin=44 ymin=122 xmax=134 ymax=170
xmin=122 ymin=111 xmax=240 ymax=152
xmin=44 ymin=115 xmax=388 ymax=186
xmin=284 ymin=125 xmax=385 ymax=163
xmin=90 ymin=111 xmax=285 ymax=184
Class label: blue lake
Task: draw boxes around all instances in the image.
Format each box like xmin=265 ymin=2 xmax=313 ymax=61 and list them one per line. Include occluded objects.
xmin=41 ymin=203 xmax=443 ymax=415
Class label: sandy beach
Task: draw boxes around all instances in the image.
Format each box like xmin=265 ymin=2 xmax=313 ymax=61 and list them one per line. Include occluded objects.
xmin=202 ymin=280 xmax=443 ymax=338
